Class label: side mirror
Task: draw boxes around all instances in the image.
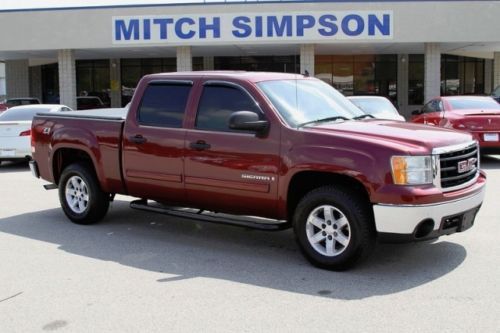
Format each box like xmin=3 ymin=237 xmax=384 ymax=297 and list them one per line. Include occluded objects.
xmin=229 ymin=111 xmax=269 ymax=134
xmin=411 ymin=109 xmax=423 ymax=116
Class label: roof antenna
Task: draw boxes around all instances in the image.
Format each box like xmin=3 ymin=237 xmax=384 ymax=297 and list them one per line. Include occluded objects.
xmin=304 ymin=70 xmax=310 ymax=77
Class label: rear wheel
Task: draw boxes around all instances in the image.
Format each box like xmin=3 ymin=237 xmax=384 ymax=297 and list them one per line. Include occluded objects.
xmin=58 ymin=163 xmax=109 ymax=224
xmin=293 ymin=186 xmax=375 ymax=270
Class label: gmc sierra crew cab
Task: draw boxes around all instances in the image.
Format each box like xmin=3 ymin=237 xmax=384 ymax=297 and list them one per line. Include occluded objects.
xmin=30 ymin=72 xmax=486 ymax=270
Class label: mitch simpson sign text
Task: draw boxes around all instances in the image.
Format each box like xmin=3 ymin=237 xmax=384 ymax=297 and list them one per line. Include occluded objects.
xmin=112 ymin=11 xmax=393 ymax=44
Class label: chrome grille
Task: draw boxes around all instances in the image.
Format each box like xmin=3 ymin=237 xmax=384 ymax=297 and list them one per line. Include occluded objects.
xmin=438 ymin=142 xmax=479 ymax=191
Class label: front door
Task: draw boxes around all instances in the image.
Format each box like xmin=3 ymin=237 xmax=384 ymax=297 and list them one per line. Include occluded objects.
xmin=184 ymin=81 xmax=281 ymax=218
xmin=122 ymin=80 xmax=193 ymax=203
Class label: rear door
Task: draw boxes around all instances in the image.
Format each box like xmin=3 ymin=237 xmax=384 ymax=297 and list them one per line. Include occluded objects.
xmin=122 ymin=80 xmax=194 ymax=203
xmin=184 ymin=80 xmax=281 ymax=218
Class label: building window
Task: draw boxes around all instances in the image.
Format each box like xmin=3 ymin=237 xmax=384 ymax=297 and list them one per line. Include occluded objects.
xmin=409 ymin=54 xmax=485 ymax=105
xmin=0 ymin=63 xmax=5 ymax=98
xmin=76 ymin=60 xmax=110 ymax=107
xmin=214 ymin=56 xmax=300 ymax=73
xmin=409 ymin=54 xmax=424 ymax=105
xmin=441 ymin=55 xmax=460 ymax=96
xmin=463 ymin=57 xmax=484 ymax=94
xmin=41 ymin=63 xmax=59 ymax=104
xmin=120 ymin=57 xmax=202 ymax=107
xmin=441 ymin=55 xmax=485 ymax=96
xmin=121 ymin=58 xmax=176 ymax=107
xmin=315 ymin=55 xmax=397 ymax=104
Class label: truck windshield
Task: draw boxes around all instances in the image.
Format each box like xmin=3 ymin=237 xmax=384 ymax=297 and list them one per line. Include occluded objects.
xmin=257 ymin=79 xmax=364 ymax=128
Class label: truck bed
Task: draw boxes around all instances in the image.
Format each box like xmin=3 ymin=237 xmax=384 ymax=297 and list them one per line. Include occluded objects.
xmin=37 ymin=107 xmax=128 ymax=121
xmin=31 ymin=108 xmax=127 ymax=194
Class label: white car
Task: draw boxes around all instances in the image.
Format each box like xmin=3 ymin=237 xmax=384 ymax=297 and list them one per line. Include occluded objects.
xmin=347 ymin=96 xmax=406 ymax=121
xmin=0 ymin=104 xmax=72 ymax=164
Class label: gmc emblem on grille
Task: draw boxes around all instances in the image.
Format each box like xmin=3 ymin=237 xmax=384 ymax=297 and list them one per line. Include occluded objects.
xmin=457 ymin=158 xmax=477 ymax=174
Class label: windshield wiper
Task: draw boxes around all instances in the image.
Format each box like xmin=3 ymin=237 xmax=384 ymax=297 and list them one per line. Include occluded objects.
xmin=353 ymin=114 xmax=375 ymax=120
xmin=297 ymin=116 xmax=349 ymax=128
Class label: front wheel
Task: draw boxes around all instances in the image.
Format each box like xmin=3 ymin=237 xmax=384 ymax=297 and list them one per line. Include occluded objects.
xmin=293 ymin=186 xmax=375 ymax=270
xmin=58 ymin=163 xmax=109 ymax=224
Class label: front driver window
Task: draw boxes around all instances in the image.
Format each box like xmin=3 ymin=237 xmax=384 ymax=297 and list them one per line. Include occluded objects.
xmin=195 ymin=85 xmax=261 ymax=132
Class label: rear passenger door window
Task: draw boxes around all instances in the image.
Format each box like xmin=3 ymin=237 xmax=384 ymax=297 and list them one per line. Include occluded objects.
xmin=138 ymin=82 xmax=192 ymax=128
xmin=195 ymin=85 xmax=261 ymax=132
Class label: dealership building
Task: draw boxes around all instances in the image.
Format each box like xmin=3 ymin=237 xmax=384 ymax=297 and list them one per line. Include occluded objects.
xmin=0 ymin=0 xmax=499 ymax=117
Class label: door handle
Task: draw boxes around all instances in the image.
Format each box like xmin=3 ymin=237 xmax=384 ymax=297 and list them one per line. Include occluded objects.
xmin=130 ymin=135 xmax=147 ymax=144
xmin=189 ymin=140 xmax=211 ymax=151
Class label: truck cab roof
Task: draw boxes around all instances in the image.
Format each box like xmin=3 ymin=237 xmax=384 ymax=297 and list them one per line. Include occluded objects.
xmin=142 ymin=71 xmax=308 ymax=83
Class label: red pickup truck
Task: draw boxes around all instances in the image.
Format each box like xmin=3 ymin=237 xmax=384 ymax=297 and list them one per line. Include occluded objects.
xmin=30 ymin=72 xmax=486 ymax=270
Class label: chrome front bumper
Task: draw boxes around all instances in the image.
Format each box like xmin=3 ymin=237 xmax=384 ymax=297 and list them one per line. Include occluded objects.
xmin=373 ymin=184 xmax=486 ymax=239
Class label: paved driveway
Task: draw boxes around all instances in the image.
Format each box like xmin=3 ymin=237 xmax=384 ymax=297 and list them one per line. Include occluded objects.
xmin=1 ymin=156 xmax=499 ymax=332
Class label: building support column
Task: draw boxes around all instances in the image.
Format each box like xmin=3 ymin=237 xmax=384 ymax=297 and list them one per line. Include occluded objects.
xmin=300 ymin=44 xmax=315 ymax=76
xmin=397 ymin=54 xmax=409 ymax=118
xmin=494 ymin=52 xmax=500 ymax=90
xmin=5 ymin=60 xmax=30 ymax=98
xmin=484 ymin=59 xmax=493 ymax=94
xmin=424 ymin=43 xmax=441 ymax=103
xmin=58 ymin=49 xmax=77 ymax=110
xmin=110 ymin=59 xmax=122 ymax=108
xmin=203 ymin=56 xmax=214 ymax=71
xmin=177 ymin=46 xmax=192 ymax=72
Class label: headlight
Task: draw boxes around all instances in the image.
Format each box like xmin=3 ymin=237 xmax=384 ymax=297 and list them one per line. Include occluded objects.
xmin=391 ymin=156 xmax=433 ymax=185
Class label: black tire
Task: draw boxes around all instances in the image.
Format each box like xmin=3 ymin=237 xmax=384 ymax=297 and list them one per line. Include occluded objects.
xmin=293 ymin=186 xmax=375 ymax=271
xmin=58 ymin=163 xmax=109 ymax=224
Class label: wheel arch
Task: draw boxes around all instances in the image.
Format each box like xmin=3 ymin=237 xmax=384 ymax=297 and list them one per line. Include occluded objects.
xmin=286 ymin=171 xmax=372 ymax=221
xmin=52 ymin=147 xmax=102 ymax=189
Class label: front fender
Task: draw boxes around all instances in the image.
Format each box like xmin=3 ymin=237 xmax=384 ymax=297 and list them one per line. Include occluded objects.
xmin=282 ymin=144 xmax=385 ymax=194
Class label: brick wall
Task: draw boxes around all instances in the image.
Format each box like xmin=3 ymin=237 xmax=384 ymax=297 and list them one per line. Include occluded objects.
xmin=5 ymin=60 xmax=30 ymax=98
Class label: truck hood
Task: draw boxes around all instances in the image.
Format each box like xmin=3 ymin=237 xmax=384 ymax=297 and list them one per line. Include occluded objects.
xmin=303 ymin=120 xmax=473 ymax=154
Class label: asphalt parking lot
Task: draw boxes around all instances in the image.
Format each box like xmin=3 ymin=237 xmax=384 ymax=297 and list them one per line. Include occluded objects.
xmin=1 ymin=156 xmax=499 ymax=332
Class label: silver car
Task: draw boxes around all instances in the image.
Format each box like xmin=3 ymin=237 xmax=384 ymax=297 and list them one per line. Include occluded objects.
xmin=348 ymin=96 xmax=405 ymax=121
